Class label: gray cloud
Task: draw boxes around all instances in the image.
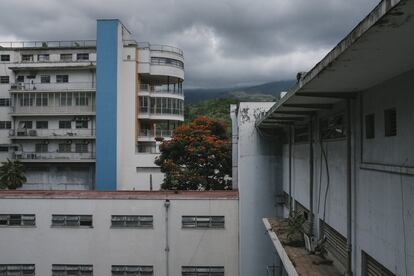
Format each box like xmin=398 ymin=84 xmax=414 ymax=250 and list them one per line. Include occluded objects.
xmin=0 ymin=0 xmax=379 ymax=88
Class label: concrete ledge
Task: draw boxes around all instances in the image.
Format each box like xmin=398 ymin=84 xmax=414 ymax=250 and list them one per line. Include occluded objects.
xmin=360 ymin=162 xmax=414 ymax=175
xmin=263 ymin=218 xmax=299 ymax=276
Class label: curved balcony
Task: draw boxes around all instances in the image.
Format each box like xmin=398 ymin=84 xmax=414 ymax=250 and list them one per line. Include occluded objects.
xmin=139 ymin=84 xmax=184 ymax=99
xmin=138 ymin=129 xmax=173 ymax=142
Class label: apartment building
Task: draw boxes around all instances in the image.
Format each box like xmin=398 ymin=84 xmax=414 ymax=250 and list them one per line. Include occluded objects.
xmin=0 ymin=19 xmax=184 ymax=190
xmin=234 ymin=0 xmax=414 ymax=275
xmin=0 ymin=190 xmax=239 ymax=276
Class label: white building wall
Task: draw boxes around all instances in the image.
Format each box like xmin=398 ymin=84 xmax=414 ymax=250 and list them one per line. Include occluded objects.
xmin=0 ymin=193 xmax=239 ymax=276
xmin=236 ymin=102 xmax=281 ymax=276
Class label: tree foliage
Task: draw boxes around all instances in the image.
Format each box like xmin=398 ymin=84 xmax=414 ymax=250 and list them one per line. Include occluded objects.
xmin=0 ymin=159 xmax=27 ymax=189
xmin=155 ymin=116 xmax=232 ymax=190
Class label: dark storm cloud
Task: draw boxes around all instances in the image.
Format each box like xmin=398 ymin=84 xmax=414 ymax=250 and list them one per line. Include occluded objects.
xmin=0 ymin=0 xmax=379 ymax=88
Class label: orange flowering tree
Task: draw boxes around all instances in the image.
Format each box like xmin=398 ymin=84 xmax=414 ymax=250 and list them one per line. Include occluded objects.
xmin=155 ymin=116 xmax=232 ymax=190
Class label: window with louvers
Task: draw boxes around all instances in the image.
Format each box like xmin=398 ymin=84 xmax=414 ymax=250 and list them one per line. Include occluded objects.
xmin=182 ymin=216 xmax=225 ymax=229
xmin=182 ymin=266 xmax=224 ymax=276
xmin=111 ymin=215 xmax=153 ymax=228
xmin=52 ymin=264 xmax=93 ymax=276
xmin=0 ymin=264 xmax=35 ymax=276
xmin=111 ymin=265 xmax=153 ymax=276
xmin=319 ymin=220 xmax=348 ymax=266
xmin=0 ymin=214 xmax=35 ymax=227
xmin=362 ymin=251 xmax=395 ymax=276
xmin=52 ymin=215 xmax=92 ymax=227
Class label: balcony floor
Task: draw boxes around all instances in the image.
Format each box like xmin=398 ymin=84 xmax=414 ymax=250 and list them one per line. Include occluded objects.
xmin=263 ymin=218 xmax=341 ymax=276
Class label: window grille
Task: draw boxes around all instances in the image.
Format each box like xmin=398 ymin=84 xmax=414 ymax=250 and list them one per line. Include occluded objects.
xmin=0 ymin=98 xmax=10 ymax=106
xmin=76 ymin=53 xmax=89 ymax=61
xmin=182 ymin=216 xmax=225 ymax=229
xmin=111 ymin=265 xmax=153 ymax=276
xmin=60 ymin=54 xmax=73 ymax=61
xmin=319 ymin=220 xmax=347 ymax=266
xmin=0 ymin=76 xmax=9 ymax=84
xmin=384 ymin=108 xmax=397 ymax=137
xmin=111 ymin=215 xmax=153 ymax=228
xmin=52 ymin=215 xmax=93 ymax=227
xmin=0 ymin=214 xmax=35 ymax=226
xmin=40 ymin=75 xmax=51 ymax=83
xmin=56 ymin=75 xmax=69 ymax=83
xmin=320 ymin=113 xmax=346 ymax=140
xmin=0 ymin=121 xmax=11 ymax=129
xmin=0 ymin=55 xmax=10 ymax=62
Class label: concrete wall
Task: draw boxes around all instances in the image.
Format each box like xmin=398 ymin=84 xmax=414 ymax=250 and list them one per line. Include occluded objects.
xmin=0 ymin=194 xmax=239 ymax=276
xmin=236 ymin=102 xmax=281 ymax=276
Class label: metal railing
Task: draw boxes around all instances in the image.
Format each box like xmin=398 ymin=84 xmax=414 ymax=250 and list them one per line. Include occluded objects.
xmin=138 ymin=129 xmax=173 ymax=138
xmin=140 ymin=84 xmax=183 ymax=96
xmin=139 ymin=107 xmax=184 ymax=117
xmin=11 ymin=105 xmax=95 ymax=115
xmin=9 ymin=129 xmax=95 ymax=138
xmin=0 ymin=40 xmax=96 ymax=49
xmin=132 ymin=41 xmax=183 ymax=56
xmin=10 ymin=82 xmax=96 ymax=92
xmin=13 ymin=152 xmax=95 ymax=161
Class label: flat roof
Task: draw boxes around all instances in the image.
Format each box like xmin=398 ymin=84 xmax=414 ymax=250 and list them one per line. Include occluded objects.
xmin=257 ymin=0 xmax=414 ymax=128
xmin=0 ymin=190 xmax=239 ymax=200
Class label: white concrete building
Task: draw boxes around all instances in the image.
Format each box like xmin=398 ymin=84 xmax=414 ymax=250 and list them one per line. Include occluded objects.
xmin=0 ymin=19 xmax=184 ymax=191
xmin=0 ymin=190 xmax=239 ymax=276
xmin=235 ymin=0 xmax=414 ymax=275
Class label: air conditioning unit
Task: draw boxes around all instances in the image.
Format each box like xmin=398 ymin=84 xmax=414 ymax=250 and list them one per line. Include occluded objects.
xmin=8 ymin=129 xmax=15 ymax=136
xmin=83 ymin=140 xmax=89 ymax=145
xmin=28 ymin=130 xmax=37 ymax=136
xmin=65 ymin=140 xmax=72 ymax=144
xmin=26 ymin=153 xmax=37 ymax=159
xmin=17 ymin=130 xmax=27 ymax=136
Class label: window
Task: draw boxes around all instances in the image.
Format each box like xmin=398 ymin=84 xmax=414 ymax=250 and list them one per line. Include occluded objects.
xmin=58 ymin=144 xmax=72 ymax=153
xmin=75 ymin=93 xmax=89 ymax=106
xmin=384 ymin=108 xmax=397 ymax=137
xmin=0 ymin=264 xmax=35 ymax=276
xmin=35 ymin=144 xmax=48 ymax=153
xmin=151 ymin=57 xmax=184 ymax=69
xmin=20 ymin=121 xmax=33 ymax=129
xmin=52 ymin=264 xmax=93 ymax=276
xmin=75 ymin=120 xmax=88 ymax=129
xmin=320 ymin=113 xmax=346 ymax=140
xmin=0 ymin=146 xmax=8 ymax=152
xmin=75 ymin=143 xmax=89 ymax=153
xmin=38 ymin=54 xmax=49 ymax=61
xmin=365 ymin=114 xmax=375 ymax=139
xmin=76 ymin=53 xmax=89 ymax=61
xmin=21 ymin=54 xmax=34 ymax=62
xmin=0 ymin=121 xmax=11 ymax=129
xmin=59 ymin=121 xmax=72 ymax=129
xmin=0 ymin=214 xmax=35 ymax=226
xmin=20 ymin=94 xmax=34 ymax=106
xmin=51 ymin=215 xmax=93 ymax=227
xmin=16 ymin=75 xmax=24 ymax=82
xmin=36 ymin=93 xmax=48 ymax=106
xmin=0 ymin=54 xmax=10 ymax=62
xmin=182 ymin=266 xmax=224 ymax=276
xmin=111 ymin=215 xmax=153 ymax=228
xmin=59 ymin=93 xmax=72 ymax=106
xmin=40 ymin=75 xmax=51 ymax=83
xmin=139 ymin=96 xmax=149 ymax=113
xmin=0 ymin=98 xmax=10 ymax=106
xmin=0 ymin=76 xmax=9 ymax=84
xmin=182 ymin=216 xmax=225 ymax=229
xmin=60 ymin=53 xmax=73 ymax=61
xmin=56 ymin=75 xmax=69 ymax=83
xmin=36 ymin=121 xmax=48 ymax=129
xmin=361 ymin=251 xmax=395 ymax=276
xmin=111 ymin=265 xmax=153 ymax=276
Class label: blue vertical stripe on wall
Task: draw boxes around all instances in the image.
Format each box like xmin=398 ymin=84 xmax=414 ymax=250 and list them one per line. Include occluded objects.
xmin=95 ymin=20 xmax=118 ymax=190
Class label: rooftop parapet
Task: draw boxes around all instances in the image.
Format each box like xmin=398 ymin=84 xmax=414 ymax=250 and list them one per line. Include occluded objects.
xmin=0 ymin=40 xmax=96 ymax=49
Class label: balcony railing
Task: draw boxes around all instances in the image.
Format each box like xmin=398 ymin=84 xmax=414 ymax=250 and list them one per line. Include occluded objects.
xmin=139 ymin=129 xmax=173 ymax=138
xmin=10 ymin=82 xmax=96 ymax=92
xmin=140 ymin=84 xmax=183 ymax=96
xmin=139 ymin=107 xmax=184 ymax=117
xmin=9 ymin=129 xmax=95 ymax=138
xmin=0 ymin=40 xmax=96 ymax=49
xmin=13 ymin=152 xmax=95 ymax=161
xmin=131 ymin=41 xmax=183 ymax=56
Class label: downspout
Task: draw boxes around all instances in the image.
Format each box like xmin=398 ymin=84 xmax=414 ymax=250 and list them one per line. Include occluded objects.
xmin=309 ymin=115 xmax=314 ymax=236
xmin=346 ymin=99 xmax=353 ymax=276
xmin=164 ymin=199 xmax=170 ymax=276
xmin=230 ymin=105 xmax=238 ymax=190
xmin=288 ymin=125 xmax=293 ymax=216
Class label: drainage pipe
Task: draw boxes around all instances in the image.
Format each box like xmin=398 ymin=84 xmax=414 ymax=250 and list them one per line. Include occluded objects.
xmin=288 ymin=125 xmax=293 ymax=216
xmin=164 ymin=199 xmax=170 ymax=276
xmin=346 ymin=99 xmax=353 ymax=276
xmin=309 ymin=115 xmax=314 ymax=236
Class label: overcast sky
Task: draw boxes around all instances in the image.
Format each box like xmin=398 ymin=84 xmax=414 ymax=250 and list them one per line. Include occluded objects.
xmin=0 ymin=0 xmax=379 ymax=88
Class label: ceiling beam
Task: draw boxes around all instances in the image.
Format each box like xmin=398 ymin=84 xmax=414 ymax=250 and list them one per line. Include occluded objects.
xmin=295 ymin=92 xmax=357 ymax=99
xmin=272 ymin=110 xmax=315 ymax=116
xmin=267 ymin=116 xmax=305 ymax=121
xmin=283 ymin=103 xmax=333 ymax=109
